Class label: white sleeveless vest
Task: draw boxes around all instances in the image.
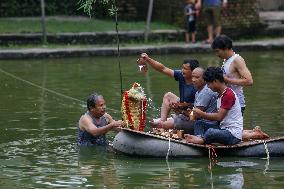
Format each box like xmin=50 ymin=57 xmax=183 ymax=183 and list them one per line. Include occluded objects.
xmin=222 ymin=53 xmax=245 ymax=108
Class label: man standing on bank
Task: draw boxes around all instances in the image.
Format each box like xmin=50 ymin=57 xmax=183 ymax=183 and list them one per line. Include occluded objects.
xmin=196 ymin=0 xmax=227 ymax=44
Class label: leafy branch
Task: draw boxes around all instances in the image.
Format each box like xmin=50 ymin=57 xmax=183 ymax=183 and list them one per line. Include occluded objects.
xmin=77 ymin=0 xmax=117 ymax=16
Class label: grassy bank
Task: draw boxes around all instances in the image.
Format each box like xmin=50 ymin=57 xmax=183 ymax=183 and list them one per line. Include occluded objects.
xmin=0 ymin=17 xmax=180 ymax=33
xmin=0 ymin=40 xmax=178 ymax=49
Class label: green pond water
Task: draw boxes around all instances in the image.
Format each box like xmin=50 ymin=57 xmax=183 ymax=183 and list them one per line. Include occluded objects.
xmin=0 ymin=51 xmax=283 ymax=188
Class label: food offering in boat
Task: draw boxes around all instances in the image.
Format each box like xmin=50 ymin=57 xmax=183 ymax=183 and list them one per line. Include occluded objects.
xmin=121 ymin=83 xmax=147 ymax=131
xmin=170 ymin=102 xmax=195 ymax=121
xmin=150 ymin=128 xmax=185 ymax=140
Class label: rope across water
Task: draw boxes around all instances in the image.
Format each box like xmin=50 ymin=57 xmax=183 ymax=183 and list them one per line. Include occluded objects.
xmin=0 ymin=67 xmax=119 ymax=113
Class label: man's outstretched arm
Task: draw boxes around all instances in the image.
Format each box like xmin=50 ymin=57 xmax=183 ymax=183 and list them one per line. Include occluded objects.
xmin=140 ymin=53 xmax=174 ymax=78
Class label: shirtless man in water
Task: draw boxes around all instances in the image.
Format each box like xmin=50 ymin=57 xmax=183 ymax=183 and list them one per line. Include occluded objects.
xmin=78 ymin=93 xmax=124 ymax=146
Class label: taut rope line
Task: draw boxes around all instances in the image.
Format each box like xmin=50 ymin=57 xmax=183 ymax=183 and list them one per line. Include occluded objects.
xmin=0 ymin=67 xmax=119 ymax=113
xmin=0 ymin=67 xmax=83 ymax=103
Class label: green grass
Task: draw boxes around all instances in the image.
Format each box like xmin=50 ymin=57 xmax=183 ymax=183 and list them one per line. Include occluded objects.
xmin=0 ymin=18 xmax=180 ymax=33
xmin=0 ymin=40 xmax=181 ymax=49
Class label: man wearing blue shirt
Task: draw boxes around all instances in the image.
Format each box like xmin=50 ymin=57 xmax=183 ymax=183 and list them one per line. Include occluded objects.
xmin=139 ymin=53 xmax=199 ymax=126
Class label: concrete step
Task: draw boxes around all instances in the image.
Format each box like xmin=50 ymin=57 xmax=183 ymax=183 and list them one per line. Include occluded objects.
xmin=259 ymin=11 xmax=284 ymax=27
xmin=1 ymin=38 xmax=284 ymax=59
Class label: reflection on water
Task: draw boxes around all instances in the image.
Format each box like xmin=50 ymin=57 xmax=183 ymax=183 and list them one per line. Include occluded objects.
xmin=0 ymin=51 xmax=284 ymax=187
xmin=217 ymin=161 xmax=259 ymax=167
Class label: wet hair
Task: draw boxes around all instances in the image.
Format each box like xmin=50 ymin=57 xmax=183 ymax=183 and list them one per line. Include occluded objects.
xmin=183 ymin=58 xmax=199 ymax=71
xmin=211 ymin=35 xmax=233 ymax=50
xmin=203 ymin=67 xmax=225 ymax=83
xmin=87 ymin=93 xmax=103 ymax=111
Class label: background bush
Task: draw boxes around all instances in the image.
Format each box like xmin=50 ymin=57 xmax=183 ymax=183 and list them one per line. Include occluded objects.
xmin=0 ymin=0 xmax=85 ymax=17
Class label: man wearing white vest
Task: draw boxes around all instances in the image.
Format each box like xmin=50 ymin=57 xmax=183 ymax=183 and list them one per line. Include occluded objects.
xmin=211 ymin=34 xmax=253 ymax=115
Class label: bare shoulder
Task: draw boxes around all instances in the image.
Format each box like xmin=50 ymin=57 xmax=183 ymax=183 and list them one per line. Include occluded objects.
xmin=79 ymin=114 xmax=87 ymax=123
xmin=79 ymin=114 xmax=91 ymax=127
xmin=235 ymin=55 xmax=246 ymax=66
xmin=232 ymin=55 xmax=248 ymax=71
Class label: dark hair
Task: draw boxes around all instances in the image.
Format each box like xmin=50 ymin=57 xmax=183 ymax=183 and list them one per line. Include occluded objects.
xmin=211 ymin=35 xmax=233 ymax=50
xmin=203 ymin=67 xmax=225 ymax=83
xmin=183 ymin=58 xmax=199 ymax=71
xmin=87 ymin=93 xmax=103 ymax=111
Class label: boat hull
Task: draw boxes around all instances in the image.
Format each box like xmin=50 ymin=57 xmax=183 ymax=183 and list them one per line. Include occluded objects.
xmin=217 ymin=140 xmax=284 ymax=157
xmin=112 ymin=129 xmax=284 ymax=158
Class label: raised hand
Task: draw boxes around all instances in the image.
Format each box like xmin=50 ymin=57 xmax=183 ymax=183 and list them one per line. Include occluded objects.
xmin=137 ymin=53 xmax=148 ymax=73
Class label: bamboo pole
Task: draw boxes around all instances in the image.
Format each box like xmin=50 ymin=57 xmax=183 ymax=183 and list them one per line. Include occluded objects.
xmin=40 ymin=0 xmax=47 ymax=44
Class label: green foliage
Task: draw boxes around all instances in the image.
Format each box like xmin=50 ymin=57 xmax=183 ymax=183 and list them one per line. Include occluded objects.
xmin=0 ymin=0 xmax=118 ymax=18
xmin=78 ymin=0 xmax=96 ymax=16
xmin=78 ymin=0 xmax=117 ymax=16
xmin=0 ymin=0 xmax=82 ymax=17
